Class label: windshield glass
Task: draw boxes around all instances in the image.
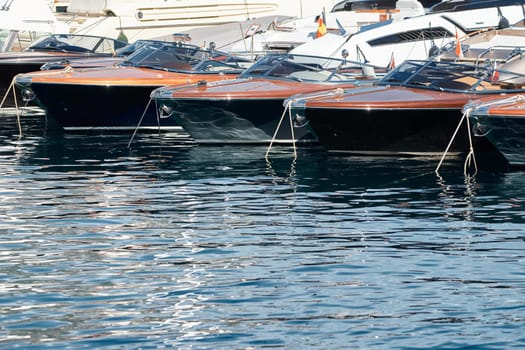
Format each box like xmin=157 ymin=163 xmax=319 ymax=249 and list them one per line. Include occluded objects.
xmin=238 ymin=53 xmax=386 ymax=82
xmin=119 ymin=42 xmax=251 ymax=73
xmin=27 ymin=34 xmax=127 ymax=54
xmin=380 ymin=59 xmax=525 ymax=92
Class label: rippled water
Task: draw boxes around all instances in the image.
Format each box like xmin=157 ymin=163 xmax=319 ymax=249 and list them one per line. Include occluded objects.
xmin=1 ymin=112 xmax=524 ymax=349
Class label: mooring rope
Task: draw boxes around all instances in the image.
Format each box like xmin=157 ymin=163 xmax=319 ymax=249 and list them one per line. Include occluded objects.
xmin=463 ymin=107 xmax=478 ymax=178
xmin=127 ymin=98 xmax=153 ymax=148
xmin=0 ymin=78 xmax=22 ymax=137
xmin=1 ymin=66 xmax=74 ymax=137
xmin=435 ymin=107 xmax=477 ymax=177
xmin=12 ymin=81 xmax=22 ymax=138
xmin=0 ymin=77 xmax=15 ymax=109
xmin=265 ymin=99 xmax=296 ymax=161
xmin=265 ymin=88 xmax=345 ymax=162
xmin=436 ymin=94 xmax=525 ymax=176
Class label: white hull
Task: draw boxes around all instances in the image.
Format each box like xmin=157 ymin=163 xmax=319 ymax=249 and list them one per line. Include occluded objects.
xmin=229 ymin=0 xmax=426 ymax=55
xmin=291 ymin=3 xmax=525 ymax=67
xmin=1 ymin=0 xmax=69 ymax=51
xmin=57 ymin=0 xmax=339 ymax=42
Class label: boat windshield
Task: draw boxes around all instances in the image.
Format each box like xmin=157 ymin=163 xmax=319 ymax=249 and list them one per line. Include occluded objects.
xmin=379 ymin=59 xmax=525 ymax=93
xmin=238 ymin=53 xmax=386 ymax=82
xmin=27 ymin=34 xmax=127 ymax=54
xmin=114 ymin=39 xmax=170 ymax=56
xmin=118 ymin=42 xmax=251 ymax=73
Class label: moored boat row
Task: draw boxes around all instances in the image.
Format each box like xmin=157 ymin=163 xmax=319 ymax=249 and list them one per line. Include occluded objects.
xmin=3 ymin=0 xmax=525 ymax=172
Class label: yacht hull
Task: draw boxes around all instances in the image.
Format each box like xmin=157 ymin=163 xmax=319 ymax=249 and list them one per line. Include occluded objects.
xmin=469 ymin=96 xmax=525 ymax=167
xmin=155 ymin=96 xmax=316 ymax=144
xmin=28 ymin=83 xmax=172 ymax=131
xmin=291 ymin=86 xmax=501 ymax=156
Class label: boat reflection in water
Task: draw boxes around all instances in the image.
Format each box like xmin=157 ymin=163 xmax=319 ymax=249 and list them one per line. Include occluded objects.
xmin=151 ymin=52 xmax=385 ymax=144
xmin=287 ymin=57 xmax=525 ymax=157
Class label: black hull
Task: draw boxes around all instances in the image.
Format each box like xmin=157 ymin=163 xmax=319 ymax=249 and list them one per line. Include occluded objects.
xmin=29 ymin=83 xmax=179 ymax=131
xmin=1 ymin=63 xmax=43 ymax=106
xmin=156 ymin=97 xmax=317 ymax=144
xmin=304 ymin=107 xmax=496 ymax=155
xmin=471 ymin=114 xmax=525 ymax=167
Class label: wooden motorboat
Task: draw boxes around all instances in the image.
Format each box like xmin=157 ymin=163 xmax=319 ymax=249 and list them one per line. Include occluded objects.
xmin=14 ymin=42 xmax=252 ymax=131
xmin=0 ymin=34 xmax=128 ymax=100
xmin=150 ymin=52 xmax=385 ymax=144
xmin=37 ymin=39 xmax=177 ymax=70
xmin=287 ymin=58 xmax=525 ymax=156
xmin=466 ymin=94 xmax=525 ymax=167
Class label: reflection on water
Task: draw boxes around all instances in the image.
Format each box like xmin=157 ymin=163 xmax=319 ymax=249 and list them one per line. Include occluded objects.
xmin=0 ymin=114 xmax=524 ymax=349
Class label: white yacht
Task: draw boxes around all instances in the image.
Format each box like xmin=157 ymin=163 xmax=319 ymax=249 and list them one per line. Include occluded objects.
xmin=1 ymin=0 xmax=69 ymax=51
xmin=227 ymin=0 xmax=430 ymax=56
xmin=53 ymin=0 xmax=341 ymax=42
xmin=291 ymin=0 xmax=525 ymax=67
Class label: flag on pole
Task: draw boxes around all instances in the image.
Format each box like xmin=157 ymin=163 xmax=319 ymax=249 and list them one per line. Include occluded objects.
xmin=315 ymin=15 xmax=327 ymax=38
xmin=491 ymin=61 xmax=499 ymax=83
xmin=455 ymin=28 xmax=463 ymax=58
xmin=387 ymin=52 xmax=396 ymax=70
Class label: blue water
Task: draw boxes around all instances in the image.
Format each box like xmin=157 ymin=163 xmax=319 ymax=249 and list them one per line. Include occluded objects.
xmin=1 ymin=112 xmax=524 ymax=349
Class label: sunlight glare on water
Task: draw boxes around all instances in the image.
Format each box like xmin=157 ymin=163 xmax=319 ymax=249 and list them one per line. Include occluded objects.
xmin=0 ymin=114 xmax=524 ymax=349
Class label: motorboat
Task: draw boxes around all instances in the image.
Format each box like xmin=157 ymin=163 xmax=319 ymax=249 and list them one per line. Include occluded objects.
xmin=465 ymin=94 xmax=525 ymax=168
xmin=53 ymin=0 xmax=343 ymax=42
xmin=286 ymin=57 xmax=525 ymax=156
xmin=290 ymin=0 xmax=525 ymax=67
xmin=225 ymin=0 xmax=431 ymax=57
xmin=37 ymin=39 xmax=179 ymax=70
xmin=14 ymin=41 xmax=252 ymax=131
xmin=0 ymin=33 xmax=128 ymax=105
xmin=150 ymin=52 xmax=385 ymax=144
xmin=0 ymin=0 xmax=69 ymax=52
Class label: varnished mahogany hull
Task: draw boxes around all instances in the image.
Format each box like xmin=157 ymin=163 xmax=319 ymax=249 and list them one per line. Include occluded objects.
xmin=156 ymin=97 xmax=317 ymax=144
xmin=303 ymin=107 xmax=496 ymax=155
xmin=29 ymin=83 xmax=173 ymax=130
xmin=1 ymin=54 xmax=115 ymax=100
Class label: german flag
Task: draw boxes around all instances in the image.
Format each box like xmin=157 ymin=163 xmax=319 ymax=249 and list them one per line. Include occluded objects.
xmin=315 ymin=15 xmax=327 ymax=38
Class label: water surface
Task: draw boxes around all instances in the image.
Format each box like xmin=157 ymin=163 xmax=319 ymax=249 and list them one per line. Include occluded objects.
xmin=1 ymin=113 xmax=524 ymax=349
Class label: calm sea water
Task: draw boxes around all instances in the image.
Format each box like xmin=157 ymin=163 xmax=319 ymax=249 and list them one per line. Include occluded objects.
xmin=1 ymin=112 xmax=524 ymax=349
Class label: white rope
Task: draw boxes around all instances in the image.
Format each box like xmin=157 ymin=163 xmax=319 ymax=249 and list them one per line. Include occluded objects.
xmin=127 ymin=98 xmax=153 ymax=148
xmin=462 ymin=94 xmax=525 ymax=176
xmin=463 ymin=107 xmax=478 ymax=178
xmin=2 ymin=66 xmax=75 ymax=137
xmin=0 ymin=78 xmax=22 ymax=137
xmin=435 ymin=108 xmax=473 ymax=175
xmin=12 ymin=81 xmax=22 ymax=138
xmin=0 ymin=77 xmax=15 ymax=109
xmin=265 ymin=88 xmax=345 ymax=162
xmin=265 ymin=100 xmax=296 ymax=161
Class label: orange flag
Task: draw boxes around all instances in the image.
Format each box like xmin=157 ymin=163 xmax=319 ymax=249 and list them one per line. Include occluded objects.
xmin=455 ymin=28 xmax=463 ymax=58
xmin=387 ymin=52 xmax=396 ymax=70
xmin=491 ymin=61 xmax=499 ymax=83
xmin=316 ymin=16 xmax=327 ymax=38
